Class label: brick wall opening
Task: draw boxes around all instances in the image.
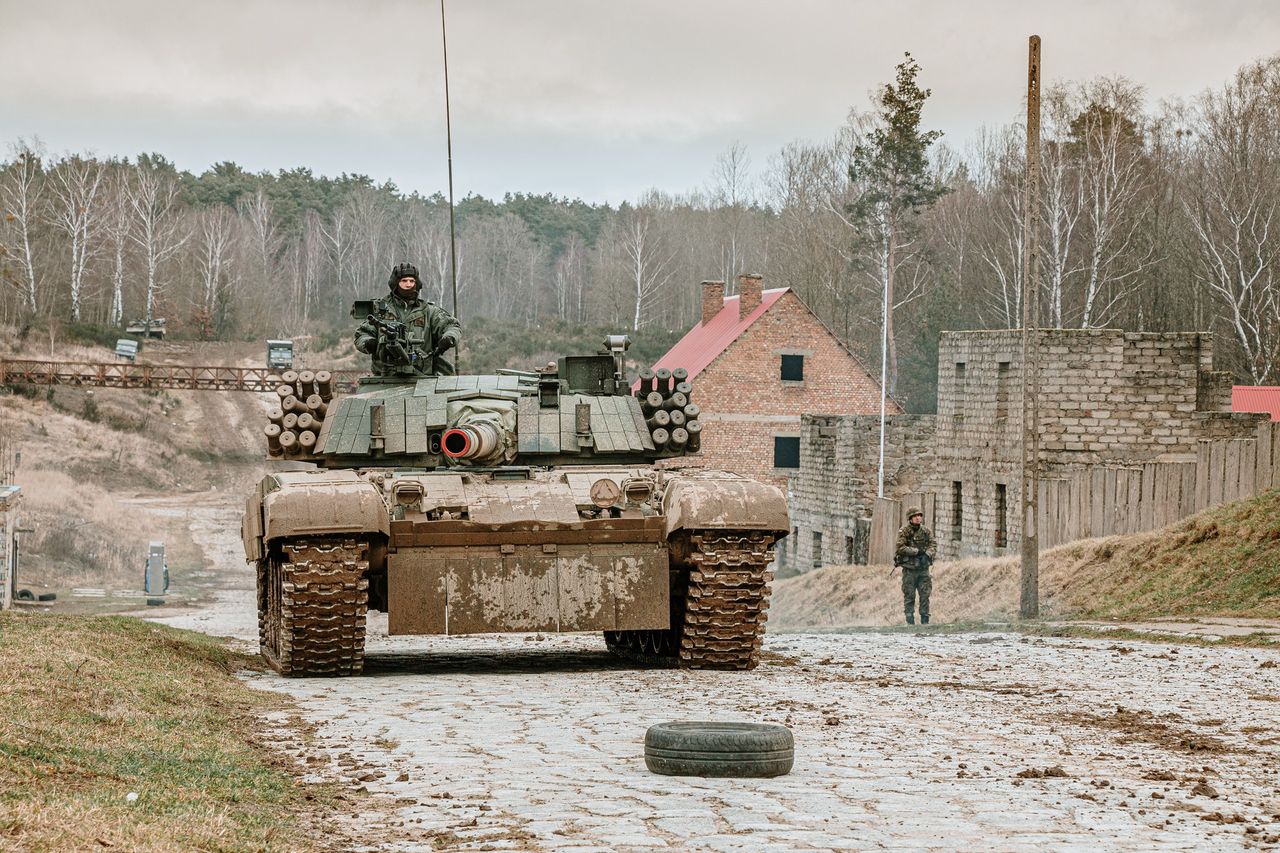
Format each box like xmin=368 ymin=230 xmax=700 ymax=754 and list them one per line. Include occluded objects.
xmin=996 ymin=361 xmax=1010 ymax=422
xmin=812 ymin=530 xmax=823 ymax=570
xmin=951 ymin=481 xmax=963 ymax=541
xmin=954 ymin=362 xmax=967 ymax=423
xmin=995 ymin=483 xmax=1008 ymax=549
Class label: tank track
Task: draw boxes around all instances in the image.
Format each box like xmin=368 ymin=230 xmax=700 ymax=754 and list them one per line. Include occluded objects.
xmin=257 ymin=537 xmax=369 ymax=677
xmin=605 ymin=530 xmax=775 ymax=671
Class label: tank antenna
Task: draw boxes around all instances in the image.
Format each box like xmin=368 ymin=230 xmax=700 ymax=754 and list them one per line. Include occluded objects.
xmin=440 ymin=0 xmax=461 ymax=363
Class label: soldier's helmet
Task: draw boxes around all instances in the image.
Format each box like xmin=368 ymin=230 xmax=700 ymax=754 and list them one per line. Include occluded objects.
xmin=907 ymin=506 xmax=923 ymax=521
xmin=388 ymin=262 xmax=421 ymax=296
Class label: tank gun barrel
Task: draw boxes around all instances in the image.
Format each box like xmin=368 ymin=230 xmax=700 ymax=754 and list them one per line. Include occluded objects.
xmin=442 ymin=422 xmax=502 ymax=461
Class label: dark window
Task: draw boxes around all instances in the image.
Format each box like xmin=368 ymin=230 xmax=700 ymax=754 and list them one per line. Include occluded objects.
xmin=952 ymin=481 xmax=963 ymax=542
xmin=773 ymin=436 xmax=800 ymax=469
xmin=954 ymin=362 xmax=967 ymax=422
xmin=780 ymin=354 xmax=804 ymax=382
xmin=995 ymin=483 xmax=1008 ymax=548
xmin=844 ymin=535 xmax=855 ymax=564
xmin=812 ymin=531 xmax=823 ymax=570
xmin=996 ymin=361 xmax=1011 ymax=421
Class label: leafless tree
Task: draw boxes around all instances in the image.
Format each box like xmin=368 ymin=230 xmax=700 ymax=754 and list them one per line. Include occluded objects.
xmin=616 ymin=194 xmax=679 ymax=331
xmin=1181 ymin=57 xmax=1280 ymax=382
xmin=196 ymin=205 xmax=236 ymax=316
xmin=101 ymin=164 xmax=133 ymax=327
xmin=47 ymin=153 xmax=106 ymax=322
xmin=554 ymin=231 xmax=588 ymax=322
xmin=127 ymin=163 xmax=189 ymax=325
xmin=0 ymin=140 xmax=47 ymax=313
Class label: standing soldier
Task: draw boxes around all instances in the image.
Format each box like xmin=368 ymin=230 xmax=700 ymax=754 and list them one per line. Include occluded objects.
xmin=895 ymin=506 xmax=936 ymax=625
xmin=354 ymin=262 xmax=460 ymax=377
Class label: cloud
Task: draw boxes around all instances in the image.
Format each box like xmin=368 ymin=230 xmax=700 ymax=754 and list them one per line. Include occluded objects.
xmin=1 ymin=0 xmax=1277 ymax=201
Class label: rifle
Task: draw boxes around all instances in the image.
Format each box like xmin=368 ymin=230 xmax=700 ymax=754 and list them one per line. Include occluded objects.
xmin=364 ymin=313 xmax=418 ymax=369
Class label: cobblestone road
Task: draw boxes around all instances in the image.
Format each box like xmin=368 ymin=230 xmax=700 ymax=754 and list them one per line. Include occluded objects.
xmin=150 ymin=498 xmax=1280 ymax=851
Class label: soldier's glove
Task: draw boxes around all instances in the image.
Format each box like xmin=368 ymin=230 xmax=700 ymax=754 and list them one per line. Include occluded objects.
xmin=903 ymin=546 xmax=919 ymax=556
xmin=433 ymin=338 xmax=454 ymax=356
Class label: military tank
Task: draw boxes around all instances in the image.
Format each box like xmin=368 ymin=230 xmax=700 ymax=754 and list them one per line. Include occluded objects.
xmin=241 ymin=334 xmax=789 ymax=677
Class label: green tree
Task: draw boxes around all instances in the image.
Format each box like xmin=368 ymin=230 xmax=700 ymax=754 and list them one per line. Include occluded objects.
xmin=846 ymin=52 xmax=948 ymax=398
xmin=845 ymin=52 xmax=948 ymax=496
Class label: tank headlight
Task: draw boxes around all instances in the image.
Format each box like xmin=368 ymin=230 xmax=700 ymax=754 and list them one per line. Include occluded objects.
xmin=393 ymin=481 xmax=424 ymax=506
xmin=589 ymin=478 xmax=623 ymax=508
xmin=622 ymin=480 xmax=653 ymax=504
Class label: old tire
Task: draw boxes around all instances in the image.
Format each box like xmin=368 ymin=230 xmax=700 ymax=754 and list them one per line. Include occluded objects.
xmin=37 ymin=592 xmax=57 ymax=602
xmin=16 ymin=589 xmax=34 ymax=601
xmin=644 ymin=721 xmax=793 ymax=778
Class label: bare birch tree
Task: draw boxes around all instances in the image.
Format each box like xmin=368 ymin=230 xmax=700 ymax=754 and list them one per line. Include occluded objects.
xmin=0 ymin=141 xmax=47 ymax=313
xmin=1181 ymin=57 xmax=1280 ymax=382
xmin=196 ymin=205 xmax=236 ymax=318
xmin=47 ymin=153 xmax=106 ymax=322
xmin=127 ymin=163 xmax=189 ymax=325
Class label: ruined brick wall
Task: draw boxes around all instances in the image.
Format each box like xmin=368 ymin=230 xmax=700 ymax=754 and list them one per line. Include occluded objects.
xmin=692 ymin=289 xmax=896 ymax=489
xmin=782 ymin=414 xmax=935 ymax=575
xmin=927 ymin=329 xmax=1254 ymax=559
xmin=788 ymin=329 xmax=1262 ymax=567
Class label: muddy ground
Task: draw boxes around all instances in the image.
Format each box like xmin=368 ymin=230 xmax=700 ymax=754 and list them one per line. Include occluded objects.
xmin=142 ymin=492 xmax=1280 ymax=852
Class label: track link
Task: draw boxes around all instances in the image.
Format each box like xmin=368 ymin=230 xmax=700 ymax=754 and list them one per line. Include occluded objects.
xmin=605 ymin=530 xmax=775 ymax=671
xmin=257 ymin=537 xmax=369 ymax=677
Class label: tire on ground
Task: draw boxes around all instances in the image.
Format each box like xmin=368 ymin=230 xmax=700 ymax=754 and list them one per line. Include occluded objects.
xmin=15 ymin=589 xmax=34 ymax=601
xmin=644 ymin=721 xmax=793 ymax=778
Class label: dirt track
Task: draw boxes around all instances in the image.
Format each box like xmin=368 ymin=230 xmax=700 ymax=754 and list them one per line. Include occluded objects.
xmin=147 ymin=493 xmax=1280 ymax=852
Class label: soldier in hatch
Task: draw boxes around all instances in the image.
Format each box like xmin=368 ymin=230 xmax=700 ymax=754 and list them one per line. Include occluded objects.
xmin=895 ymin=506 xmax=936 ymax=625
xmin=354 ymin=262 xmax=460 ymax=377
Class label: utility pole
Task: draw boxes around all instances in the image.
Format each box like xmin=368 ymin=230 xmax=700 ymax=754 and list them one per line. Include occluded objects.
xmin=1019 ymin=35 xmax=1042 ymax=619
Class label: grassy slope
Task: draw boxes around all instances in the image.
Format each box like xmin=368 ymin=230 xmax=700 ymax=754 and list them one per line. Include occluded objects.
xmin=772 ymin=490 xmax=1280 ymax=629
xmin=0 ymin=615 xmax=326 ymax=852
xmin=1046 ymin=488 xmax=1280 ymax=620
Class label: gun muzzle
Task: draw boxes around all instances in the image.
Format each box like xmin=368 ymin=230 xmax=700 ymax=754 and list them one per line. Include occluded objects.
xmin=442 ymin=422 xmax=501 ymax=460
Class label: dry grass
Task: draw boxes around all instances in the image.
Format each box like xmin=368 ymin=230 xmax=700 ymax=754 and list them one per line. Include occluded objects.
xmin=0 ymin=614 xmax=329 ymax=852
xmin=773 ymin=489 xmax=1280 ymax=629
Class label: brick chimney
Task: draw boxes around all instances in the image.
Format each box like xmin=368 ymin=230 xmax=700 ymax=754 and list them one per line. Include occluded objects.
xmin=701 ymin=280 xmax=725 ymax=325
xmin=738 ymin=273 xmax=763 ymax=319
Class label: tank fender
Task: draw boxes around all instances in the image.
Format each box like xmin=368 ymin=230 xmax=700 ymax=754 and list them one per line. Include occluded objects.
xmin=661 ymin=473 xmax=789 ymax=538
xmin=243 ymin=477 xmax=267 ymax=563
xmin=259 ymin=470 xmax=389 ymax=547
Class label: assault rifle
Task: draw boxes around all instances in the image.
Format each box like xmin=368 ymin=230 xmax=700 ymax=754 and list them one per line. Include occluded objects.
xmin=352 ymin=300 xmax=417 ymax=369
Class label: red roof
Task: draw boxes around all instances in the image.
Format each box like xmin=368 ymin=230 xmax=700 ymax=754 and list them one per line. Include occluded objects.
xmin=1232 ymin=386 xmax=1280 ymax=422
xmin=633 ymin=288 xmax=790 ymax=390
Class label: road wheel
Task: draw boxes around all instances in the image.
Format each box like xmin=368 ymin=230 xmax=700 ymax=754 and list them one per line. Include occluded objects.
xmin=644 ymin=721 xmax=793 ymax=778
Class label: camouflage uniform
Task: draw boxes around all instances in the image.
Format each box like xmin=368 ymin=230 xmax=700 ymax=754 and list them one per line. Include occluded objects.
xmin=895 ymin=507 xmax=936 ymax=625
xmin=354 ymin=263 xmax=460 ymax=378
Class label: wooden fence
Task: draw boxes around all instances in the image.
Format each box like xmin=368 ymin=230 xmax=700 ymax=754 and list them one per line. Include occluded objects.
xmin=869 ymin=421 xmax=1280 ymax=560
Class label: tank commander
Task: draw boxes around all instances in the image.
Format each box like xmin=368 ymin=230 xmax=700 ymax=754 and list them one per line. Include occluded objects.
xmin=895 ymin=506 xmax=936 ymax=625
xmin=354 ymin=262 xmax=460 ymax=377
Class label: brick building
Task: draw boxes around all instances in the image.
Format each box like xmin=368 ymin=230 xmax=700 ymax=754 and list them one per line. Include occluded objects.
xmin=787 ymin=329 xmax=1265 ymax=571
xmin=645 ymin=274 xmax=897 ymax=492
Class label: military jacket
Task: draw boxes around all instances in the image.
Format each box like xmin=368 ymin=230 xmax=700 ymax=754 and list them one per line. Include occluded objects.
xmin=894 ymin=522 xmax=936 ymax=568
xmin=354 ymin=295 xmax=460 ymax=377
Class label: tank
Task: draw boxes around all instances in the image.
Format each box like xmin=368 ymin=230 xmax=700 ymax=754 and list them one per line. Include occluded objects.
xmin=241 ymin=335 xmax=789 ymax=677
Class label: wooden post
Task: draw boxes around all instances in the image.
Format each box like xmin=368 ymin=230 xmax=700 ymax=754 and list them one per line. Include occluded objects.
xmin=1020 ymin=35 xmax=1042 ymax=619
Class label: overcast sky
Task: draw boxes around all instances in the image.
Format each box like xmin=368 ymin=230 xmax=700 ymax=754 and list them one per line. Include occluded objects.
xmin=2 ymin=0 xmax=1277 ymax=204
